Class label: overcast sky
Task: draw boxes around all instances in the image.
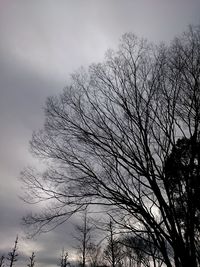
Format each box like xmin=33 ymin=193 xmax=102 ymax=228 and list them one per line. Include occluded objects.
xmin=0 ymin=0 xmax=200 ymax=266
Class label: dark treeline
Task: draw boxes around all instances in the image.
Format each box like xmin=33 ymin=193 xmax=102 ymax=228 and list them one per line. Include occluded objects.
xmin=20 ymin=25 xmax=200 ymax=267
xmin=1 ymin=218 xmax=159 ymax=267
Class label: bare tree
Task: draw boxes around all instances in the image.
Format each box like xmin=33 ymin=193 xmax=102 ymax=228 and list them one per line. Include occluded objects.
xmin=103 ymin=220 xmax=123 ymax=267
xmin=73 ymin=211 xmax=94 ymax=267
xmin=21 ymin=25 xmax=200 ymax=267
xmin=0 ymin=256 xmax=5 ymax=267
xmin=60 ymin=249 xmax=70 ymax=267
xmin=7 ymin=236 xmax=18 ymax=267
xmin=27 ymin=252 xmax=35 ymax=267
xmin=87 ymin=242 xmax=102 ymax=267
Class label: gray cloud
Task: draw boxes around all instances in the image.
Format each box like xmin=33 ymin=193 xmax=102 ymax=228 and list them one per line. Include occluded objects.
xmin=0 ymin=0 xmax=200 ymax=266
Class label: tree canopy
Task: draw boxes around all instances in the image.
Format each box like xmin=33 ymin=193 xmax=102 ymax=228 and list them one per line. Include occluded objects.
xmin=21 ymin=25 xmax=200 ymax=267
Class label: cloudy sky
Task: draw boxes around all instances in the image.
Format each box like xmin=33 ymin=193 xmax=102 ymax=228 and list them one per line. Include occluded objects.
xmin=0 ymin=0 xmax=200 ymax=266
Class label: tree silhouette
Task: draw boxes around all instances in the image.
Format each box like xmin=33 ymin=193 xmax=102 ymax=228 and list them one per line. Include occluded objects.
xmin=103 ymin=220 xmax=123 ymax=267
xmin=21 ymin=25 xmax=200 ymax=267
xmin=7 ymin=236 xmax=18 ymax=267
xmin=0 ymin=255 xmax=5 ymax=267
xmin=60 ymin=249 xmax=70 ymax=267
xmin=164 ymin=136 xmax=200 ymax=265
xmin=27 ymin=252 xmax=35 ymax=267
xmin=73 ymin=211 xmax=94 ymax=267
xmin=122 ymin=233 xmax=165 ymax=267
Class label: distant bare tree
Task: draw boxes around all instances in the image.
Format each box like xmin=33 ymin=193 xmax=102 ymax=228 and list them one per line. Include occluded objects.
xmin=73 ymin=211 xmax=94 ymax=267
xmin=104 ymin=240 xmax=122 ymax=267
xmin=103 ymin=221 xmax=123 ymax=267
xmin=21 ymin=25 xmax=200 ymax=267
xmin=60 ymin=249 xmax=70 ymax=267
xmin=87 ymin=242 xmax=102 ymax=267
xmin=121 ymin=233 xmax=165 ymax=267
xmin=27 ymin=252 xmax=35 ymax=267
xmin=7 ymin=236 xmax=18 ymax=267
xmin=0 ymin=255 xmax=5 ymax=267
